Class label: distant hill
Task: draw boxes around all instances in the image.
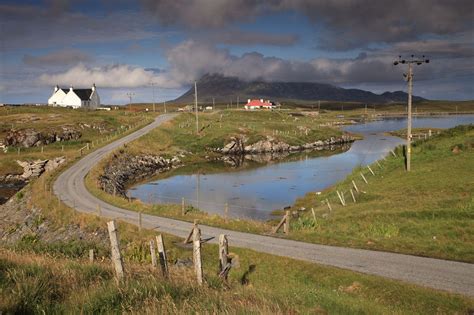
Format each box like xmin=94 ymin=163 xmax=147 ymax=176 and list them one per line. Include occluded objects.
xmin=173 ymin=73 xmax=425 ymax=104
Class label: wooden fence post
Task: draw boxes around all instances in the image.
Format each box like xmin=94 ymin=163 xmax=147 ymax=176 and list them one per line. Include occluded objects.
xmin=89 ymin=249 xmax=95 ymax=263
xmin=360 ymin=172 xmax=368 ymax=184
xmin=352 ymin=180 xmax=359 ymax=193
xmin=283 ymin=210 xmax=290 ymax=234
xmin=192 ymin=225 xmax=203 ymax=285
xmin=181 ymin=197 xmax=185 ymax=215
xmin=149 ymin=240 xmax=157 ymax=267
xmin=350 ymin=189 xmax=356 ymax=203
xmin=311 ymin=208 xmax=317 ymax=224
xmin=390 ymin=150 xmax=397 ymax=157
xmin=107 ymin=220 xmax=125 ymax=282
xmin=218 ymin=234 xmax=230 ymax=279
xmin=336 ymin=190 xmax=346 ymax=206
xmin=326 ymin=199 xmax=332 ymax=212
xmin=367 ymin=165 xmax=375 ymax=176
xmin=376 ymin=160 xmax=382 ymax=168
xmin=156 ymin=234 xmax=169 ymax=278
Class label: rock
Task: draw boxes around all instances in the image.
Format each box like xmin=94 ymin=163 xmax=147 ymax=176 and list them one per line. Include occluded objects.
xmin=98 ymin=153 xmax=182 ymax=196
xmin=4 ymin=127 xmax=81 ymax=148
xmin=174 ymin=258 xmax=193 ymax=268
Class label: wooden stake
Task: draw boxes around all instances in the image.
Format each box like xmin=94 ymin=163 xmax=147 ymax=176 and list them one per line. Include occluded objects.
xmin=218 ymin=234 xmax=229 ymax=279
xmin=350 ymin=189 xmax=356 ymax=203
xmin=360 ymin=172 xmax=368 ymax=184
xmin=149 ymin=240 xmax=157 ymax=267
xmin=107 ymin=220 xmax=125 ymax=282
xmin=376 ymin=160 xmax=382 ymax=168
xmin=89 ymin=249 xmax=95 ymax=263
xmin=326 ymin=199 xmax=332 ymax=212
xmin=224 ymin=203 xmax=229 ymax=221
xmin=352 ymin=180 xmax=359 ymax=193
xmin=336 ymin=190 xmax=346 ymax=206
xmin=283 ymin=210 xmax=290 ymax=234
xmin=181 ymin=197 xmax=185 ymax=215
xmin=311 ymin=208 xmax=317 ymax=224
xmin=184 ymin=220 xmax=197 ymax=244
xmin=273 ymin=214 xmax=286 ymax=233
xmin=192 ymin=225 xmax=203 ymax=285
xmin=367 ymin=165 xmax=375 ymax=176
xmin=390 ymin=150 xmax=396 ymax=157
xmin=156 ymin=234 xmax=169 ymax=277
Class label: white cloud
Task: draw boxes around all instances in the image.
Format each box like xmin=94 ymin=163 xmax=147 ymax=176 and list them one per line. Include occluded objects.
xmin=38 ymin=63 xmax=179 ymax=88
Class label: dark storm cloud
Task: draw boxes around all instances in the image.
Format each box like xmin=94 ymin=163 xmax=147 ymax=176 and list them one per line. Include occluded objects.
xmin=203 ymin=29 xmax=298 ymax=46
xmin=0 ymin=3 xmax=156 ymax=50
xmin=23 ymin=49 xmax=93 ymax=67
xmin=140 ymin=0 xmax=474 ymax=50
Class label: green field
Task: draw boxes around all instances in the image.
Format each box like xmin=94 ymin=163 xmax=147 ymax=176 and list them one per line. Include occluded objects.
xmin=0 ymin=106 xmax=152 ymax=176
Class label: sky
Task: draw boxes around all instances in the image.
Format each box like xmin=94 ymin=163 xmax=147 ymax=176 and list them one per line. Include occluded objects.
xmin=0 ymin=0 xmax=473 ymax=104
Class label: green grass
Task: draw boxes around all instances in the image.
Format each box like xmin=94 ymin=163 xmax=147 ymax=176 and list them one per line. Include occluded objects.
xmin=1 ymin=238 xmax=473 ymax=314
xmin=0 ymin=105 xmax=153 ymax=176
xmin=290 ymin=124 xmax=474 ymax=262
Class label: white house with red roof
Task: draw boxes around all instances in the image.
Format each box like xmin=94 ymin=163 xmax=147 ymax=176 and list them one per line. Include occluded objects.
xmin=244 ymin=99 xmax=276 ymax=110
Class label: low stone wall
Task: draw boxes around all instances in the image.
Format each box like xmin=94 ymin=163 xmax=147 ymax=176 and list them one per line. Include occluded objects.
xmin=98 ymin=153 xmax=181 ymax=196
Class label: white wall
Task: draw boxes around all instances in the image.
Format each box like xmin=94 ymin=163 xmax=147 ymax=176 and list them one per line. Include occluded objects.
xmin=61 ymin=91 xmax=82 ymax=108
xmin=48 ymin=89 xmax=66 ymax=106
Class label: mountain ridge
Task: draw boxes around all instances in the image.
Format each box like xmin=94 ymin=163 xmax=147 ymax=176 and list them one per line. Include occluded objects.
xmin=173 ymin=73 xmax=425 ymax=104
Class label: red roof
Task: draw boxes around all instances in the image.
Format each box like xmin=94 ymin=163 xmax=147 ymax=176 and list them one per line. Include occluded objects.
xmin=246 ymin=99 xmax=273 ymax=107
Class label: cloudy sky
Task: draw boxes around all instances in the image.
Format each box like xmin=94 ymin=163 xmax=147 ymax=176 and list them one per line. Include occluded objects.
xmin=0 ymin=0 xmax=473 ymax=104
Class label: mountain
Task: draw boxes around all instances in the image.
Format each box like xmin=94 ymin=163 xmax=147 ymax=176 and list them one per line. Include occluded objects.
xmin=173 ymin=73 xmax=425 ymax=104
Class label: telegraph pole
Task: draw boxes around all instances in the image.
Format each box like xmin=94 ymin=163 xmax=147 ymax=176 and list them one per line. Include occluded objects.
xmin=149 ymin=82 xmax=156 ymax=112
xmin=393 ymin=55 xmax=429 ymax=172
xmin=126 ymin=92 xmax=135 ymax=113
xmin=194 ymin=81 xmax=199 ymax=134
xmin=163 ymin=101 xmax=167 ymax=113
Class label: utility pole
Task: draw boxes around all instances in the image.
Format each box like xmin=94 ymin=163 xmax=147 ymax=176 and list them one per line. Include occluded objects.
xmin=194 ymin=81 xmax=199 ymax=134
xmin=237 ymin=96 xmax=239 ymax=109
xmin=318 ymin=100 xmax=320 ymax=112
xmin=213 ymin=97 xmax=215 ymax=108
xmin=164 ymin=101 xmax=167 ymax=113
xmin=393 ymin=55 xmax=429 ymax=172
xmin=149 ymin=82 xmax=156 ymax=112
xmin=126 ymin=92 xmax=135 ymax=113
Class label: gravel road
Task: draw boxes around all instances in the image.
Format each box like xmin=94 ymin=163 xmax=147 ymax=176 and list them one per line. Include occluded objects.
xmin=54 ymin=114 xmax=474 ymax=297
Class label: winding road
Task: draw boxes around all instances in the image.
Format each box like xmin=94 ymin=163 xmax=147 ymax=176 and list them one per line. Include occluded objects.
xmin=54 ymin=114 xmax=474 ymax=297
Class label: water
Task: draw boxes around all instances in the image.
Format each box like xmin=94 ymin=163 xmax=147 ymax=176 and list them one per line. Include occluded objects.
xmin=129 ymin=115 xmax=474 ymax=220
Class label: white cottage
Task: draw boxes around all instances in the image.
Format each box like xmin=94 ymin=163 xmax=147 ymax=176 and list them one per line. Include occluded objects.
xmin=48 ymin=84 xmax=100 ymax=109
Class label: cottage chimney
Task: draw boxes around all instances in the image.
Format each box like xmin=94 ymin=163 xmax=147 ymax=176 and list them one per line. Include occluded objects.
xmin=247 ymin=99 xmax=251 ymax=103
xmin=69 ymin=85 xmax=74 ymax=92
xmin=92 ymin=83 xmax=96 ymax=91
xmin=54 ymin=85 xmax=59 ymax=93
xmin=260 ymin=99 xmax=263 ymax=103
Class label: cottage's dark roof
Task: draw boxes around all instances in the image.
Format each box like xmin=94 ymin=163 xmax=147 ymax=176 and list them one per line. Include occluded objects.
xmin=60 ymin=88 xmax=68 ymax=93
xmin=73 ymin=89 xmax=93 ymax=101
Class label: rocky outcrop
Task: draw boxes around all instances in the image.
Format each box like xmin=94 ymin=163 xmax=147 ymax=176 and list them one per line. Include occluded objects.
xmin=0 ymin=157 xmax=66 ymax=205
xmin=99 ymin=153 xmax=182 ymax=196
xmin=216 ymin=134 xmax=354 ymax=155
xmin=4 ymin=126 xmax=82 ymax=148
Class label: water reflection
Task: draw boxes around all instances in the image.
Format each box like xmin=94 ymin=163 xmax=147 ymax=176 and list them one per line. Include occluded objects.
xmin=129 ymin=115 xmax=474 ymax=220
